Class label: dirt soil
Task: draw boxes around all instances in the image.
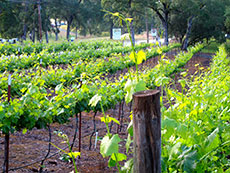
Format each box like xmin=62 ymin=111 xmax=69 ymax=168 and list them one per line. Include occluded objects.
xmin=0 ymin=51 xmax=213 ymax=173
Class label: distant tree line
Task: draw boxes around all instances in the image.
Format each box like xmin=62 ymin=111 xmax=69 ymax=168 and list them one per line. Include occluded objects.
xmin=0 ymin=0 xmax=107 ymax=42
xmin=0 ymin=0 xmax=230 ymax=49
xmin=102 ymin=0 xmax=230 ymax=49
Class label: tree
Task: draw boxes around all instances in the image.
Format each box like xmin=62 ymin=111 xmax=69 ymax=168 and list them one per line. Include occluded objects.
xmin=172 ymin=0 xmax=206 ymax=50
xmin=101 ymin=0 xmax=117 ymax=39
xmin=49 ymin=0 xmax=82 ymax=41
xmin=102 ymin=0 xmax=149 ymax=44
xmin=0 ymin=0 xmax=22 ymax=38
xmin=48 ymin=1 xmax=63 ymax=41
xmin=138 ymin=0 xmax=173 ymax=46
xmin=79 ymin=0 xmax=105 ymax=36
xmin=41 ymin=1 xmax=51 ymax=43
xmin=169 ymin=0 xmax=226 ymax=50
xmin=225 ymin=7 xmax=230 ymax=34
xmin=189 ymin=0 xmax=225 ymax=44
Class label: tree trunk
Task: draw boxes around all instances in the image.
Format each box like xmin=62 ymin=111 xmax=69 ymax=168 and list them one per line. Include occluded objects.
xmin=155 ymin=6 xmax=169 ymax=46
xmin=163 ymin=4 xmax=169 ymax=46
xmin=66 ymin=16 xmax=73 ymax=41
xmin=45 ymin=31 xmax=49 ymax=43
xmin=54 ymin=19 xmax=59 ymax=41
xmin=110 ymin=22 xmax=113 ymax=39
xmin=37 ymin=0 xmax=42 ymax=42
xmin=36 ymin=28 xmax=40 ymax=42
xmin=22 ymin=3 xmax=28 ymax=41
xmin=67 ymin=21 xmax=70 ymax=41
xmin=133 ymin=90 xmax=161 ymax=173
xmin=179 ymin=36 xmax=183 ymax=44
xmin=145 ymin=10 xmax=149 ymax=43
xmin=164 ymin=20 xmax=169 ymax=46
xmin=130 ymin=20 xmax=135 ymax=46
xmin=182 ymin=16 xmax=194 ymax=50
xmin=32 ymin=29 xmax=35 ymax=43
xmin=75 ymin=27 xmax=78 ymax=39
xmin=89 ymin=27 xmax=92 ymax=36
xmin=42 ymin=3 xmax=49 ymax=44
xmin=55 ymin=32 xmax=58 ymax=41
xmin=22 ymin=24 xmax=27 ymax=41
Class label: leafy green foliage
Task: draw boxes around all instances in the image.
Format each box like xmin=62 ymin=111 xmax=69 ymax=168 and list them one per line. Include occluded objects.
xmin=101 ymin=115 xmax=120 ymax=125
xmin=51 ymin=131 xmax=80 ymax=172
xmin=100 ymin=134 xmax=121 ymax=157
xmin=124 ymin=79 xmax=147 ymax=103
xmin=0 ymin=37 xmax=206 ymax=172
xmin=89 ymin=94 xmax=102 ymax=107
xmin=129 ymin=50 xmax=146 ymax=65
xmin=162 ymin=46 xmax=230 ymax=172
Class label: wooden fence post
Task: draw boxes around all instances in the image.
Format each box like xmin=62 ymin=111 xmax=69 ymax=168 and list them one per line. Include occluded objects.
xmin=133 ymin=89 xmax=161 ymax=173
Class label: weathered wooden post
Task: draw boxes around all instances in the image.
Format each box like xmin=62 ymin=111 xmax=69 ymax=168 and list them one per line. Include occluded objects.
xmin=133 ymin=90 xmax=161 ymax=173
xmin=78 ymin=112 xmax=82 ymax=158
xmin=3 ymin=74 xmax=12 ymax=173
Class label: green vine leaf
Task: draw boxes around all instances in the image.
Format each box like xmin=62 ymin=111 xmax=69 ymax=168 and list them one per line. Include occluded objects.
xmin=129 ymin=51 xmax=135 ymax=63
xmin=126 ymin=134 xmax=132 ymax=153
xmin=121 ymin=158 xmax=134 ymax=173
xmin=124 ymin=79 xmax=135 ymax=103
xmin=112 ymin=12 xmax=119 ymax=17
xmin=126 ymin=18 xmax=133 ymax=23
xmin=155 ymin=76 xmax=170 ymax=87
xmin=124 ymin=79 xmax=147 ymax=103
xmin=136 ymin=50 xmax=146 ymax=65
xmin=111 ymin=153 xmax=127 ymax=162
xmin=204 ymin=128 xmax=220 ymax=153
xmin=178 ymin=79 xmax=186 ymax=88
xmin=22 ymin=128 xmax=27 ymax=134
xmin=89 ymin=94 xmax=102 ymax=107
xmin=129 ymin=50 xmax=146 ymax=65
xmin=100 ymin=134 xmax=121 ymax=157
xmin=169 ymin=142 xmax=182 ymax=160
xmin=101 ymin=115 xmax=120 ymax=125
xmin=68 ymin=152 xmax=81 ymax=159
xmin=135 ymin=80 xmax=146 ymax=92
xmin=108 ymin=157 xmax=116 ymax=167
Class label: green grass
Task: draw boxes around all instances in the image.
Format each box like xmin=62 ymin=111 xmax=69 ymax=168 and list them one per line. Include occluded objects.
xmin=224 ymin=39 xmax=230 ymax=55
xmin=201 ymin=39 xmax=230 ymax=55
xmin=26 ymin=32 xmax=111 ymax=44
xmin=201 ymin=41 xmax=220 ymax=54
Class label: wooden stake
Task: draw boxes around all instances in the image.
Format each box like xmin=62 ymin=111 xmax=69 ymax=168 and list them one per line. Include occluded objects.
xmin=117 ymin=102 xmax=121 ymax=133
xmin=78 ymin=112 xmax=82 ymax=158
xmin=3 ymin=74 xmax=12 ymax=173
xmin=133 ymin=90 xmax=161 ymax=173
xmin=3 ymin=134 xmax=9 ymax=173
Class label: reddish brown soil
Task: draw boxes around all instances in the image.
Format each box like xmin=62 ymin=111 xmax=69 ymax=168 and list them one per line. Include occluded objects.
xmin=0 ymin=51 xmax=213 ymax=173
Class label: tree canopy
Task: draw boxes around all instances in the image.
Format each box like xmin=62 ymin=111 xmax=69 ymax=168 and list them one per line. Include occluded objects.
xmin=0 ymin=0 xmax=228 ymax=45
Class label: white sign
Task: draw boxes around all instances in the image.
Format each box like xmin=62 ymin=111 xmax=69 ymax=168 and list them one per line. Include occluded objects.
xmin=8 ymin=74 xmax=12 ymax=86
xmin=71 ymin=37 xmax=75 ymax=42
xmin=151 ymin=28 xmax=157 ymax=37
xmin=113 ymin=28 xmax=121 ymax=40
xmin=95 ymin=131 xmax=98 ymax=149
